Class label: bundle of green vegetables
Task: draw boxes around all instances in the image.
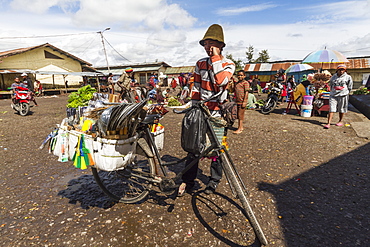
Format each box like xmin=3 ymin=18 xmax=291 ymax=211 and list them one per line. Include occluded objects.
xmin=167 ymin=97 xmax=182 ymax=106
xmin=353 ymin=87 xmax=369 ymax=95
xmin=67 ymin=85 xmax=97 ymax=108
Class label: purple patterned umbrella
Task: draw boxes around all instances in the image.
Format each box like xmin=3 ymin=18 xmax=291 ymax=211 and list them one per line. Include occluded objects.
xmin=302 ymin=49 xmax=349 ymax=63
xmin=285 ymin=64 xmax=314 ymax=73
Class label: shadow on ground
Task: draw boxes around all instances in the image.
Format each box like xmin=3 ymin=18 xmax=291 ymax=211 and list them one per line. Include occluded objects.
xmin=57 ymin=174 xmax=117 ymax=209
xmin=259 ymin=143 xmax=370 ymax=246
xmin=191 ymin=191 xmax=262 ymax=247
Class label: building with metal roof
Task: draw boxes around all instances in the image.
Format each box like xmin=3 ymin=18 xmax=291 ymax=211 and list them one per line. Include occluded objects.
xmin=244 ymin=56 xmax=370 ymax=88
xmin=0 ymin=43 xmax=99 ymax=89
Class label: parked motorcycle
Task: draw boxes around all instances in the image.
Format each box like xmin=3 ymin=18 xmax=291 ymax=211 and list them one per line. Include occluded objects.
xmin=261 ymin=82 xmax=282 ymax=114
xmin=11 ymin=86 xmax=31 ymax=116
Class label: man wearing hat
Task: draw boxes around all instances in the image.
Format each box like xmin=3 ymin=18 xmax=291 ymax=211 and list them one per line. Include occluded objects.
xmin=116 ymin=67 xmax=134 ymax=102
xmin=178 ymin=24 xmax=235 ymax=196
xmin=21 ymin=73 xmax=38 ymax=106
xmin=21 ymin=73 xmax=34 ymax=92
xmin=324 ymin=64 xmax=353 ymax=129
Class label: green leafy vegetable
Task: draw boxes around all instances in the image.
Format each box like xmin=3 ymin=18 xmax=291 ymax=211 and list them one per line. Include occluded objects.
xmin=66 ymin=85 xmax=97 ymax=108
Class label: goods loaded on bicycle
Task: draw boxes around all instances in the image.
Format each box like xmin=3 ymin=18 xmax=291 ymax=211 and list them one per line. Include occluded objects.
xmin=42 ymin=23 xmax=268 ymax=245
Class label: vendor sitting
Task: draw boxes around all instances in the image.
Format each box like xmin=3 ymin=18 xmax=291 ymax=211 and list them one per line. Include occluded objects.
xmin=293 ymin=80 xmax=311 ymax=105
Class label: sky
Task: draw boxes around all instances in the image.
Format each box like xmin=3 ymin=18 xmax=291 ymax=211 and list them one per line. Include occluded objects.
xmin=1 ymin=0 xmax=370 ymax=68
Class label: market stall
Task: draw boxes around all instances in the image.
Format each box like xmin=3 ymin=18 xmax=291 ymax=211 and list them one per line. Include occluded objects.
xmin=311 ymin=71 xmax=332 ymax=116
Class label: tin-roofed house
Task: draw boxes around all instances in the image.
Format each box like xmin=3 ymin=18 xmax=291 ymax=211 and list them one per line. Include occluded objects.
xmin=0 ymin=43 xmax=97 ymax=90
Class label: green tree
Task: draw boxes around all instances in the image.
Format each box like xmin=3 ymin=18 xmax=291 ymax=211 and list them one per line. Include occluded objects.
xmin=255 ymin=49 xmax=270 ymax=63
xmin=246 ymin=45 xmax=254 ymax=63
xmin=226 ymin=53 xmax=244 ymax=72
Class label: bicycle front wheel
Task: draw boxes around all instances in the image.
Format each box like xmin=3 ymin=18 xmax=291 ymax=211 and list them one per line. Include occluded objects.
xmin=220 ymin=152 xmax=268 ymax=246
xmin=92 ymin=151 xmax=155 ymax=204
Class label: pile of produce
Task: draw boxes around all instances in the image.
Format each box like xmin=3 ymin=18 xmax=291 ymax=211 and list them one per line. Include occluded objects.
xmin=353 ymin=87 xmax=370 ymax=95
xmin=313 ymin=70 xmax=332 ymax=81
xmin=167 ymin=97 xmax=182 ymax=106
xmin=67 ymin=85 xmax=97 ymax=108
xmin=311 ymin=70 xmax=332 ymax=90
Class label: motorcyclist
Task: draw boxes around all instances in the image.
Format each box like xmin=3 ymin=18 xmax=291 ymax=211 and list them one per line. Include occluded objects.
xmin=11 ymin=77 xmax=22 ymax=103
xmin=21 ymin=73 xmax=34 ymax=92
xmin=20 ymin=73 xmax=38 ymax=106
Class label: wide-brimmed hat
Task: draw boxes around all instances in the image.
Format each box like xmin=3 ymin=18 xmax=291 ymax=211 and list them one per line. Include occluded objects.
xmin=199 ymin=24 xmax=225 ymax=47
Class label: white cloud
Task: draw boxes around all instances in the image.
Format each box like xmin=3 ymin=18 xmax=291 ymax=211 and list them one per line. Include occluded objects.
xmin=294 ymin=0 xmax=370 ymax=24
xmin=216 ymin=3 xmax=278 ymax=16
xmin=1 ymin=0 xmax=370 ymax=68
xmin=9 ymin=0 xmax=77 ymax=14
xmin=8 ymin=0 xmax=196 ymax=30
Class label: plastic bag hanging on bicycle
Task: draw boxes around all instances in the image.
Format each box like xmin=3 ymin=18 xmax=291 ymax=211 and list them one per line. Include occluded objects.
xmin=181 ymin=106 xmax=207 ymax=155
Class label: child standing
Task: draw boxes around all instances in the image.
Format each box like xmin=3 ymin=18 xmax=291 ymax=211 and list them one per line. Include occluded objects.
xmin=233 ymin=70 xmax=250 ymax=134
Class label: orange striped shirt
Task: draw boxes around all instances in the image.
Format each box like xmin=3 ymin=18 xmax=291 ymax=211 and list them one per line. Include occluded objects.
xmin=191 ymin=55 xmax=235 ymax=115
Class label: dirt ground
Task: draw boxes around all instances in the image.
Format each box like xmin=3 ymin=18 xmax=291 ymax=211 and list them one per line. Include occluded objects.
xmin=0 ymin=94 xmax=369 ymax=247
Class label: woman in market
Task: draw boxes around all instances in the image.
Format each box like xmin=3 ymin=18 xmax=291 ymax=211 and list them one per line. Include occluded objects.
xmin=293 ymin=79 xmax=311 ymax=106
xmin=324 ymin=64 xmax=353 ymax=129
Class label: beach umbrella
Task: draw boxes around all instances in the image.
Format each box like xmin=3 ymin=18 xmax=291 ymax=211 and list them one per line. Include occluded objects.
xmin=285 ymin=64 xmax=314 ymax=74
xmin=302 ymin=48 xmax=349 ymax=63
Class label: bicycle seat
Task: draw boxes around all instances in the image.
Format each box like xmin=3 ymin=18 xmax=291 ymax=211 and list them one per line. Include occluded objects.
xmin=142 ymin=114 xmax=161 ymax=124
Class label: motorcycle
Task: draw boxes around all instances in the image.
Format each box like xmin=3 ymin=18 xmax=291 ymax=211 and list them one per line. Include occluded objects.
xmin=261 ymin=82 xmax=282 ymax=114
xmin=11 ymin=86 xmax=31 ymax=116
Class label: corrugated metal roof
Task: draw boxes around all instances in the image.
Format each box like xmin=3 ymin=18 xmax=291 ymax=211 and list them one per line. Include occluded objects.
xmin=0 ymin=69 xmax=101 ymax=76
xmin=164 ymin=66 xmax=195 ymax=74
xmin=0 ymin=43 xmax=92 ymax=66
xmin=244 ymin=57 xmax=370 ymax=72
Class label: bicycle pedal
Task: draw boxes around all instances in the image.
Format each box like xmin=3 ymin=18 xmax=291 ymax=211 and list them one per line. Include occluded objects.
xmin=159 ymin=178 xmax=177 ymax=195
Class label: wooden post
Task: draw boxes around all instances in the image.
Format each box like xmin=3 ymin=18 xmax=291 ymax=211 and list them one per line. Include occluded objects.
xmin=63 ymin=75 xmax=68 ymax=94
xmin=0 ymin=74 xmax=4 ymax=90
xmin=97 ymin=76 xmax=101 ymax=93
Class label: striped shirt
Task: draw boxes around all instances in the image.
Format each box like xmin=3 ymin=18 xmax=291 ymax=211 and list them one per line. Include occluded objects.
xmin=235 ymin=80 xmax=250 ymax=104
xmin=191 ymin=55 xmax=235 ymax=116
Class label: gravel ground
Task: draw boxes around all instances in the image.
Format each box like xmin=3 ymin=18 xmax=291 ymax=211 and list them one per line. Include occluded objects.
xmin=0 ymin=94 xmax=369 ymax=247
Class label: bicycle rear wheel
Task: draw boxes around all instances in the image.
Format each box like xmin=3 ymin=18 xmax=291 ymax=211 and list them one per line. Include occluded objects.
xmin=219 ymin=151 xmax=268 ymax=246
xmin=91 ymin=151 xmax=155 ymax=204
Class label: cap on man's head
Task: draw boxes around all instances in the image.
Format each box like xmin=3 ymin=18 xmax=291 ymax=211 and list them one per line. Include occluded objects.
xmin=21 ymin=73 xmax=27 ymax=76
xmin=125 ymin=67 xmax=133 ymax=73
xmin=337 ymin=64 xmax=347 ymax=70
xmin=199 ymin=24 xmax=225 ymax=47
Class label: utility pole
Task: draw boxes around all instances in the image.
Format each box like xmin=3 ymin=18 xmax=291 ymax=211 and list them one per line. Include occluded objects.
xmin=98 ymin=27 xmax=111 ymax=73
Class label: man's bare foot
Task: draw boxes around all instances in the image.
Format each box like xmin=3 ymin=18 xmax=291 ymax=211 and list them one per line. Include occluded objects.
xmin=233 ymin=129 xmax=243 ymax=134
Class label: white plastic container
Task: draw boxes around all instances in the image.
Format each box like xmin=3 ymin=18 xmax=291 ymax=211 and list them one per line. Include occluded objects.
xmin=300 ymin=104 xmax=313 ymax=117
xmin=153 ymin=128 xmax=164 ymax=150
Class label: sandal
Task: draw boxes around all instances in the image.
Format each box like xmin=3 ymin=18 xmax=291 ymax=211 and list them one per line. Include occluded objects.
xmin=324 ymin=124 xmax=330 ymax=129
xmin=335 ymin=122 xmax=344 ymax=127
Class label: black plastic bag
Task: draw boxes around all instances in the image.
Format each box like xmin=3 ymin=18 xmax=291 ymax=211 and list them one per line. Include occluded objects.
xmin=181 ymin=107 xmax=207 ymax=154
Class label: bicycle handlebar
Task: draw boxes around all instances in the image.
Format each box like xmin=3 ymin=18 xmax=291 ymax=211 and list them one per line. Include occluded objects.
xmin=172 ymin=89 xmax=225 ymax=115
xmin=173 ymin=108 xmax=191 ymax=114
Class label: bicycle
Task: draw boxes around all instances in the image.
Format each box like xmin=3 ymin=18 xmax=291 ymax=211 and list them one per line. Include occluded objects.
xmin=91 ymin=98 xmax=268 ymax=246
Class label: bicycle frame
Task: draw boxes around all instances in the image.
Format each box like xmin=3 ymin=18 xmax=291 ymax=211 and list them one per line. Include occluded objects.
xmin=91 ymin=99 xmax=268 ymax=245
xmin=137 ymin=102 xmax=248 ymax=197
